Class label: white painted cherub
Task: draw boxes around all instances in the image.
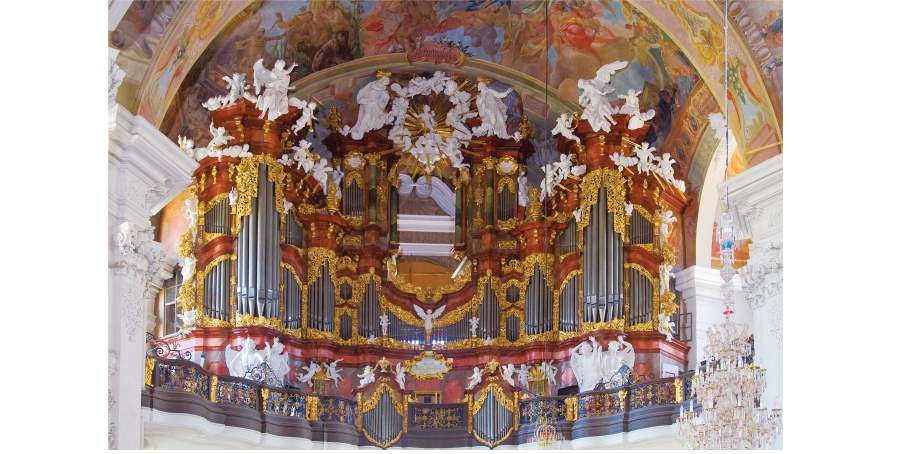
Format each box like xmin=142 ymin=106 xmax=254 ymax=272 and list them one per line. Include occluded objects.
xmin=658 ymin=312 xmax=676 ymax=342
xmin=325 ymin=359 xmax=344 ymax=387
xmin=469 ymin=316 xmax=480 ymax=337
xmin=297 ymin=361 xmax=321 ymax=388
xmin=395 ymin=362 xmax=407 ymax=389
xmin=357 ymin=365 xmax=376 ymax=388
xmin=552 ymin=112 xmax=580 ymax=143
xmin=466 ymin=367 xmax=483 ymax=390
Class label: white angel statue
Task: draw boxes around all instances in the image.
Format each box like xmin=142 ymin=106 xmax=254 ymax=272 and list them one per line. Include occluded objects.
xmin=618 ymin=89 xmax=655 ymax=129
xmin=357 ymin=365 xmax=376 ymax=388
xmin=659 ymin=263 xmax=675 ymax=296
xmin=578 ymin=60 xmax=628 ymax=133
xmin=297 ymin=361 xmax=321 ymax=388
xmin=264 ymin=337 xmax=291 ymax=382
xmin=181 ymin=256 xmax=197 ymax=283
xmin=252 ymin=59 xmax=298 ymax=121
xmin=395 ymin=362 xmax=407 ymax=389
xmin=624 ymin=201 xmax=634 ymax=217
xmin=177 ymin=309 xmax=198 ymax=329
xmin=551 ymin=113 xmax=580 ymax=143
xmin=501 ymin=364 xmax=516 ymax=387
xmin=634 ymin=142 xmax=657 ymax=175
xmin=342 ymin=73 xmax=392 ymax=140
xmin=277 ymin=154 xmax=292 ymax=166
xmin=469 ymin=316 xmax=480 ymax=337
xmin=473 ymin=79 xmax=512 ymax=139
xmin=517 ymin=171 xmax=530 ymax=207
xmin=552 ymin=153 xmax=574 ymax=182
xmin=609 ymin=151 xmax=638 ymax=172
xmin=292 ymin=140 xmax=315 ymax=173
xmin=515 ymin=364 xmax=531 ymax=389
xmin=465 ymin=367 xmax=482 ymax=390
xmin=413 ymin=304 xmax=446 ymax=331
xmin=289 ymin=98 xmax=318 ymax=134
xmin=540 ymin=360 xmax=558 ymax=385
xmin=325 ymin=359 xmax=344 ymax=387
xmin=600 ymin=336 xmax=635 ymax=384
xmin=655 ymin=152 xmax=676 ymax=184
xmin=658 ymin=312 xmax=676 ymax=342
xmin=228 ymin=187 xmax=238 ymax=206
xmin=570 ymin=336 xmax=604 ymax=392
xmin=311 ymin=158 xmax=333 ymax=191
xmin=379 ymin=312 xmax=390 ymax=336
xmin=539 ymin=164 xmax=558 ymax=200
xmin=658 ymin=210 xmax=676 ymax=248
xmin=222 ymin=73 xmax=251 ymax=108
xmin=182 ymin=198 xmax=198 ymax=230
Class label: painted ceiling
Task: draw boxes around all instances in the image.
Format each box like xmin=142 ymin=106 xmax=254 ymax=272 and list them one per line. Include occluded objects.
xmin=111 ymin=0 xmax=782 ymax=264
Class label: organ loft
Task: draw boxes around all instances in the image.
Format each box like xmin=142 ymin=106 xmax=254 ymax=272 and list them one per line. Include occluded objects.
xmin=145 ymin=63 xmax=694 ymax=449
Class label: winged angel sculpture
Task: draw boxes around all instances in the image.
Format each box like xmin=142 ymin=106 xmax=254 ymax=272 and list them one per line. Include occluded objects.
xmin=251 ymin=59 xmax=297 ymax=121
xmin=413 ymin=304 xmax=446 ymax=331
xmin=578 ymin=60 xmax=628 ymax=133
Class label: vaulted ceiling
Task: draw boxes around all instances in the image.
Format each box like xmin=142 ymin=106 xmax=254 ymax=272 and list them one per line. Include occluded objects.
xmin=110 ymin=0 xmax=782 ymax=266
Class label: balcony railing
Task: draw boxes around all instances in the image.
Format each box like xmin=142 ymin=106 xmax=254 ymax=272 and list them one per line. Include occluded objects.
xmin=143 ymin=355 xmax=694 ymax=449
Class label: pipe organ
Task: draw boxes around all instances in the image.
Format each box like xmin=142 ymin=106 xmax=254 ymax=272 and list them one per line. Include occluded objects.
xmin=174 ymin=79 xmax=689 ymax=449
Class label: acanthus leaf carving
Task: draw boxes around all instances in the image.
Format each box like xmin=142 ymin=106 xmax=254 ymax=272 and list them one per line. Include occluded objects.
xmin=739 ymin=243 xmax=783 ymax=311
xmin=113 ymin=222 xmax=168 ymax=342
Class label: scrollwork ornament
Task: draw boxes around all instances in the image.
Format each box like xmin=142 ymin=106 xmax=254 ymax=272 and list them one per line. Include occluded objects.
xmin=602 ymin=168 xmax=629 ymax=240
xmin=740 ymin=243 xmax=783 ymax=310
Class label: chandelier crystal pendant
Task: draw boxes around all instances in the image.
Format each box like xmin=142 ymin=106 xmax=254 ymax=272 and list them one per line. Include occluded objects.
xmin=529 ymin=416 xmax=565 ymax=450
xmin=675 ymin=0 xmax=781 ymax=449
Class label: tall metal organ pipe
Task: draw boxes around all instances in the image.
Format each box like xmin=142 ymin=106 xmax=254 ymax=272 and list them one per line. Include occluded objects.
xmin=358 ymin=280 xmax=379 ymax=338
xmin=234 ymin=164 xmax=280 ymax=319
xmin=477 ymin=280 xmax=500 ymax=339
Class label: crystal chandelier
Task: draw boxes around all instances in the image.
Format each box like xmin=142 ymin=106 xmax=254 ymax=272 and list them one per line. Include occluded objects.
xmin=675 ymin=0 xmax=781 ymax=449
xmin=529 ymin=416 xmax=564 ymax=450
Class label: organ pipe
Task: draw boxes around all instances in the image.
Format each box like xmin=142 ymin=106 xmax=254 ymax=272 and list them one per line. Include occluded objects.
xmin=235 ymin=164 xmax=281 ymax=319
xmin=506 ymin=315 xmax=520 ymax=342
xmin=358 ymin=280 xmax=379 ymax=338
xmin=477 ymin=280 xmax=500 ymax=339
xmin=525 ymin=264 xmax=554 ymax=335
xmin=559 ymin=275 xmax=579 ymax=332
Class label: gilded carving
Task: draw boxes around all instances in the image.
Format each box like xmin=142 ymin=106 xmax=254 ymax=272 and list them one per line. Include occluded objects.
xmin=602 ymin=167 xmax=629 ymax=241
xmin=498 ymin=239 xmax=517 ymax=250
xmin=145 ymin=357 xmax=155 ymax=387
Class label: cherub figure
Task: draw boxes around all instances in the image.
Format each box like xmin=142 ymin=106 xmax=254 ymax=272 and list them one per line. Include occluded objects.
xmin=357 ymin=365 xmax=376 ymax=388
xmin=609 ymin=151 xmax=638 ymax=172
xmin=618 ymin=89 xmax=655 ymax=130
xmin=465 ymin=366 xmax=482 ymax=390
xmin=181 ymin=256 xmax=197 ymax=283
xmin=658 ymin=210 xmax=676 ymax=248
xmin=289 ymin=99 xmax=318 ymax=134
xmin=182 ymin=198 xmax=198 ymax=230
xmin=292 ymin=140 xmax=315 ymax=173
xmin=551 ymin=112 xmax=580 ymax=143
xmin=297 ymin=361 xmax=321 ymax=388
xmin=395 ymin=362 xmax=407 ymax=389
xmin=517 ymin=171 xmax=530 ymax=207
xmin=228 ymin=188 xmax=238 ymax=206
xmin=501 ymin=364 xmax=516 ymax=387
xmin=379 ymin=312 xmax=390 ymax=336
xmin=325 ymin=359 xmax=344 ymax=387
xmin=221 ymin=73 xmax=251 ymax=108
xmin=469 ymin=316 xmax=480 ymax=337
xmin=624 ymin=201 xmax=634 ymax=217
xmin=515 ymin=364 xmax=530 ymax=389
xmin=540 ymin=360 xmax=558 ymax=385
xmin=633 ymin=142 xmax=657 ymax=175
xmin=413 ymin=304 xmax=446 ymax=331
xmin=658 ymin=312 xmax=676 ymax=342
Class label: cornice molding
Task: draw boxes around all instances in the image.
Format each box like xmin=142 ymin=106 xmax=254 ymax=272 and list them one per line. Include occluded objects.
xmin=716 ymin=154 xmax=783 ymax=241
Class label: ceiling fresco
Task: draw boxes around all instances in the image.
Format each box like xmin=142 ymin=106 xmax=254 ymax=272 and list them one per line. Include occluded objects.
xmin=111 ymin=0 xmax=782 ymax=267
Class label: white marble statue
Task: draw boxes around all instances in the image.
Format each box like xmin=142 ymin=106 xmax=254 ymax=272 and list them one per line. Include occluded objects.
xmin=465 ymin=367 xmax=483 ymax=390
xmin=222 ymin=73 xmax=251 ymax=108
xmin=655 ymin=152 xmax=677 ymax=184
xmin=473 ymin=80 xmax=512 ymax=139
xmin=325 ymin=359 xmax=344 ymax=387
xmin=633 ymin=142 xmax=657 ymax=175
xmin=264 ymin=337 xmax=291 ymax=381
xmin=181 ymin=256 xmax=197 ymax=283
xmin=225 ymin=338 xmax=263 ymax=378
xmin=658 ymin=210 xmax=676 ymax=248
xmin=342 ymin=74 xmax=392 ymax=140
xmin=609 ymin=151 xmax=638 ymax=172
xmin=618 ymin=89 xmax=655 ymax=130
xmin=289 ymin=99 xmax=318 ymax=134
xmin=600 ymin=336 xmax=635 ymax=385
xmin=469 ymin=316 xmax=480 ymax=337
xmin=578 ymin=61 xmax=628 ymax=133
xmin=228 ymin=188 xmax=238 ymax=206
xmin=418 ymin=105 xmax=437 ymax=131
xmin=414 ymin=304 xmax=446 ymax=331
xmin=379 ymin=312 xmax=390 ymax=336
xmin=109 ymin=58 xmax=126 ymax=110
xmin=517 ymin=171 xmax=530 ymax=207
xmin=658 ymin=312 xmax=676 ymax=342
xmin=357 ymin=365 xmax=376 ymax=388
xmin=624 ymin=201 xmax=634 ymax=217
xmin=389 ymin=94 xmax=410 ymax=127
xmin=540 ymin=360 xmax=558 ymax=385
xmin=297 ymin=361 xmax=321 ymax=388
xmin=484 ymin=336 xmax=494 ymax=345
xmin=395 ymin=362 xmax=407 ymax=389
xmin=277 ymin=154 xmax=292 ymax=166
xmin=553 ymin=153 xmax=574 ymax=182
xmin=515 ymin=364 xmax=531 ymax=389
xmin=182 ymin=198 xmax=198 ymax=230
xmin=573 ymin=207 xmax=583 ymax=223
xmin=539 ymin=164 xmax=558 ymax=200
xmin=551 ymin=113 xmax=580 ymax=143
xmin=501 ymin=364 xmax=516 ymax=387
xmin=330 ymin=168 xmax=345 ymax=199
xmin=367 ymin=334 xmax=377 ymax=343
xmin=292 ymin=140 xmax=315 ymax=173
xmin=252 ymin=59 xmax=298 ymax=121
xmin=178 ymin=136 xmax=195 ymax=157
xmin=570 ymin=336 xmax=604 ymax=392
xmin=311 ymin=158 xmax=333 ymax=192
xmin=178 ymin=309 xmax=198 ymax=334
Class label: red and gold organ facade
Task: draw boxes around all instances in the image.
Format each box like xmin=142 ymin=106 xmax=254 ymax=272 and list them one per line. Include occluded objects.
xmin=158 ymin=67 xmax=693 ymax=448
